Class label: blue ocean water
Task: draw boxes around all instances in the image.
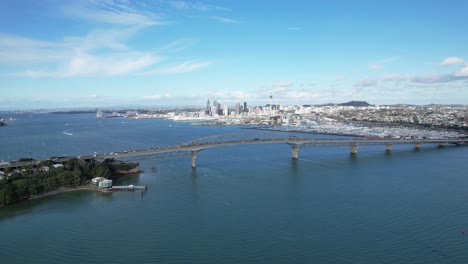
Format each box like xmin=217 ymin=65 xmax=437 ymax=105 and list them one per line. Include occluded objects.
xmin=1 ymin=113 xmax=468 ymax=263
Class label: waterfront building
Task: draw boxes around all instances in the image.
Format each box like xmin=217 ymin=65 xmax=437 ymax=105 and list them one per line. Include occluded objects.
xmin=92 ymin=177 xmax=113 ymax=188
xmin=99 ymin=179 xmax=112 ymax=188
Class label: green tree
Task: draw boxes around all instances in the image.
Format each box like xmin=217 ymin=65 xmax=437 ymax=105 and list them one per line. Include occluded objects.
xmin=13 ymin=179 xmax=30 ymax=198
xmin=0 ymin=184 xmax=18 ymax=205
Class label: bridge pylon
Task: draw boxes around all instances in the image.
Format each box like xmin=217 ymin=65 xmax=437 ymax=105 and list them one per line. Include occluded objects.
xmin=191 ymin=150 xmax=198 ymax=168
xmin=350 ymin=145 xmax=358 ymax=155
xmin=289 ymin=144 xmax=299 ymax=160
xmin=386 ymin=144 xmax=392 ymax=152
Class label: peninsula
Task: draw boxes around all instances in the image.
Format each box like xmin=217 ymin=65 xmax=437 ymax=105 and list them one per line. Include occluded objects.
xmin=0 ymin=158 xmax=139 ymax=206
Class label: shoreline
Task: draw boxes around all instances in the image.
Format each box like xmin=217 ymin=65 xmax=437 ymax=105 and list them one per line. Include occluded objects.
xmin=28 ymin=185 xmax=111 ymax=201
xmin=0 ymin=185 xmax=111 ymax=208
xmin=242 ymin=126 xmax=366 ymax=138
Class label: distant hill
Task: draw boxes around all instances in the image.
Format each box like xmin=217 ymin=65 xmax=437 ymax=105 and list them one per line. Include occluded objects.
xmin=338 ymin=101 xmax=371 ymax=107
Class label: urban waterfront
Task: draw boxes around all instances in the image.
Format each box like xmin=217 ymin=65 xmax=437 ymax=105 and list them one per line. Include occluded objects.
xmin=1 ymin=113 xmax=468 ymax=263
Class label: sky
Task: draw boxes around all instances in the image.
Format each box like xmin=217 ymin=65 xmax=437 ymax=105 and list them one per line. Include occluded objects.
xmin=0 ymin=0 xmax=468 ymax=110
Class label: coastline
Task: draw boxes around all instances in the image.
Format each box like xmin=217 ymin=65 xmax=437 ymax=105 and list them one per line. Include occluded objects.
xmin=243 ymin=126 xmax=366 ymax=138
xmin=28 ymin=185 xmax=111 ymax=201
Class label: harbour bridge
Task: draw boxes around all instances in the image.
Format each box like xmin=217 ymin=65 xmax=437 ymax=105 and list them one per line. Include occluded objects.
xmin=1 ymin=131 xmax=467 ymax=170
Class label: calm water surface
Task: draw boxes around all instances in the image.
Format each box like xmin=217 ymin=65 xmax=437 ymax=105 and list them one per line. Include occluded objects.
xmin=1 ymin=113 xmax=468 ymax=263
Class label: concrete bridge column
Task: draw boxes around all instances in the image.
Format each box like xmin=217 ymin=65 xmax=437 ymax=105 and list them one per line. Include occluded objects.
xmin=290 ymin=144 xmax=299 ymax=160
xmin=350 ymin=145 xmax=358 ymax=155
xmin=385 ymin=144 xmax=392 ymax=152
xmin=191 ymin=151 xmax=197 ymax=168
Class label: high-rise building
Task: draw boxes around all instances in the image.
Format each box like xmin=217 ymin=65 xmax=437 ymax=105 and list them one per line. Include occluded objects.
xmin=206 ymin=100 xmax=211 ymax=114
xmin=213 ymin=100 xmax=222 ymax=115
xmin=235 ymin=103 xmax=241 ymax=115
xmin=243 ymin=102 xmax=248 ymax=112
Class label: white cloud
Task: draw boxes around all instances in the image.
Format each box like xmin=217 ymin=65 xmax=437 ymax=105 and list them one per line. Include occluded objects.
xmin=62 ymin=0 xmax=161 ymax=26
xmin=169 ymin=1 xmax=230 ymax=11
xmin=18 ymin=52 xmax=160 ymax=78
xmin=454 ymin=64 xmax=468 ymax=77
xmin=143 ymin=94 xmax=172 ymax=100
xmin=208 ymin=16 xmax=239 ymax=24
xmin=0 ymin=1 xmax=218 ymax=78
xmin=376 ymin=56 xmax=400 ymax=64
xmin=156 ymin=38 xmax=199 ymax=53
xmin=273 ymin=81 xmax=293 ymax=88
xmin=336 ymin=74 xmax=346 ymax=81
xmin=369 ymin=64 xmax=384 ymax=70
xmin=141 ymin=61 xmax=213 ymax=75
xmin=440 ymin=57 xmax=464 ymax=66
xmin=368 ymin=56 xmax=400 ymax=70
xmin=382 ymin=74 xmax=407 ymax=82
xmin=355 ymin=78 xmax=377 ymax=87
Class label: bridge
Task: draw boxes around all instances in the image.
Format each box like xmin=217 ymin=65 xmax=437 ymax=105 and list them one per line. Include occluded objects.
xmin=1 ymin=131 xmax=467 ymax=170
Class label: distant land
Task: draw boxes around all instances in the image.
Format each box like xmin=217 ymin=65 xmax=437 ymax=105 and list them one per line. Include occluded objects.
xmin=1 ymin=101 xmax=467 ymax=114
xmin=338 ymin=101 xmax=372 ymax=107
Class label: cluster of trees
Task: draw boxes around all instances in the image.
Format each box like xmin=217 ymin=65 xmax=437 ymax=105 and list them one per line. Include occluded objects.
xmin=0 ymin=158 xmax=138 ymax=206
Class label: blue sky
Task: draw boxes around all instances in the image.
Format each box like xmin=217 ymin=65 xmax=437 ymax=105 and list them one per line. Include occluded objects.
xmin=1 ymin=0 xmax=467 ymax=110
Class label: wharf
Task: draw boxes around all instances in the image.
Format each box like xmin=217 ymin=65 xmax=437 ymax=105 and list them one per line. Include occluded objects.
xmin=111 ymin=185 xmax=147 ymax=192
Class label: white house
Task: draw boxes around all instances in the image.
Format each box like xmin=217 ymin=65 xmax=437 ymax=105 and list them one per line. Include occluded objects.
xmin=92 ymin=177 xmax=113 ymax=188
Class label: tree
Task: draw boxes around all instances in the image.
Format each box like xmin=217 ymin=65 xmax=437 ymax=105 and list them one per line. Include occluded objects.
xmin=13 ymin=179 xmax=30 ymax=198
xmin=0 ymin=184 xmax=18 ymax=205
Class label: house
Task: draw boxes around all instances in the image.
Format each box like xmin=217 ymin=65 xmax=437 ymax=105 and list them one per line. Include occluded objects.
xmin=98 ymin=179 xmax=112 ymax=188
xmin=91 ymin=177 xmax=113 ymax=188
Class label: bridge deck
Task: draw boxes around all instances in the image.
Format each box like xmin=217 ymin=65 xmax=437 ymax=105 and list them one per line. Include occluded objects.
xmin=1 ymin=137 xmax=467 ymax=170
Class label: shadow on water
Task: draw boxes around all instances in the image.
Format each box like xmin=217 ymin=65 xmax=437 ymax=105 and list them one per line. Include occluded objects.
xmin=349 ymin=153 xmax=358 ymax=160
xmin=191 ymin=169 xmax=198 ymax=190
xmin=290 ymin=158 xmax=299 ymax=174
xmin=289 ymin=158 xmax=302 ymax=185
xmin=189 ymin=168 xmax=199 ymax=203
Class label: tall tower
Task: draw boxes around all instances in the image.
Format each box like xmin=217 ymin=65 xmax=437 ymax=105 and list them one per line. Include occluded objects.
xmin=206 ymin=100 xmax=211 ymax=114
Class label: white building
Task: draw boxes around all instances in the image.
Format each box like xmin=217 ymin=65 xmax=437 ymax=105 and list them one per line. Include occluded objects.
xmin=99 ymin=179 xmax=113 ymax=188
xmin=92 ymin=177 xmax=113 ymax=188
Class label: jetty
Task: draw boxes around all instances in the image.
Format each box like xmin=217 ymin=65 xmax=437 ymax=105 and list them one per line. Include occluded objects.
xmin=111 ymin=185 xmax=147 ymax=192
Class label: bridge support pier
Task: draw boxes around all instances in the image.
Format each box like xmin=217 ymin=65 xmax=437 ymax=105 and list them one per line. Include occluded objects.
xmin=290 ymin=144 xmax=299 ymax=160
xmin=350 ymin=145 xmax=358 ymax=155
xmin=386 ymin=144 xmax=392 ymax=152
xmin=191 ymin=151 xmax=198 ymax=168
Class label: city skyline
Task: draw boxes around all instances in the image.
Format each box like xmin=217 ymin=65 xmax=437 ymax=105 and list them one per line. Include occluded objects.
xmin=1 ymin=0 xmax=468 ymax=110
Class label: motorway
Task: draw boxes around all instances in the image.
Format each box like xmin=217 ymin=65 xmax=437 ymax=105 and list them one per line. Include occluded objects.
xmin=1 ymin=136 xmax=467 ymax=170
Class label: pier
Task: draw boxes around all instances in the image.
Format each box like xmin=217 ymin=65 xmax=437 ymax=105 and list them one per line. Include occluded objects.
xmin=111 ymin=185 xmax=148 ymax=192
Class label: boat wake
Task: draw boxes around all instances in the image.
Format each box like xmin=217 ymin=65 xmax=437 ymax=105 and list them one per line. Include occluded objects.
xmin=62 ymin=131 xmax=73 ymax=136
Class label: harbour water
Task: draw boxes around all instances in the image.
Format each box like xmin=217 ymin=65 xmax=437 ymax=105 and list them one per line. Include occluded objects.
xmin=1 ymin=113 xmax=468 ymax=263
